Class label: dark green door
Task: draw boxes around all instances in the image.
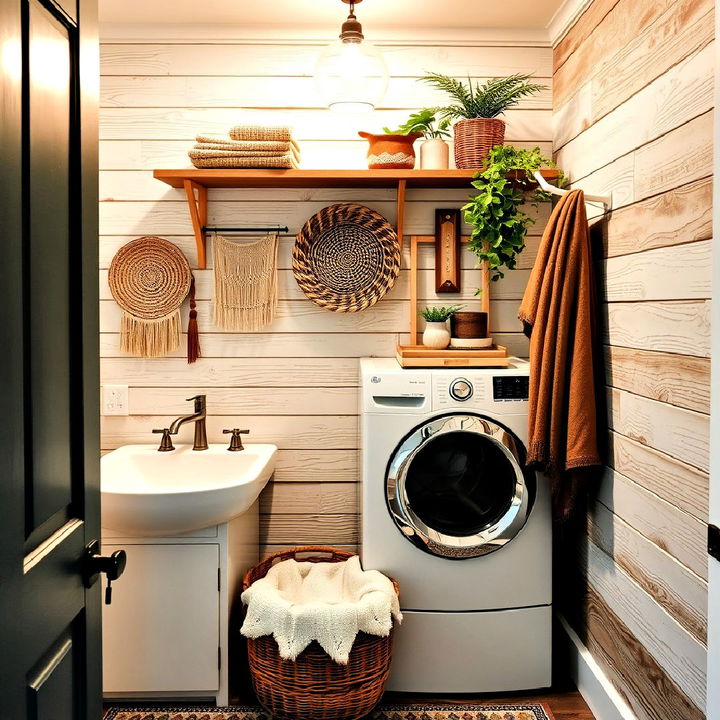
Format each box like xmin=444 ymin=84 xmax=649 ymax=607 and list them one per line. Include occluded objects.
xmin=0 ymin=0 xmax=101 ymax=718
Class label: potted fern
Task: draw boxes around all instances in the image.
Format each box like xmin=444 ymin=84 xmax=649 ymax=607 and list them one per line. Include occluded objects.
xmin=383 ymin=109 xmax=451 ymax=169
xmin=421 ymin=73 xmax=546 ymax=169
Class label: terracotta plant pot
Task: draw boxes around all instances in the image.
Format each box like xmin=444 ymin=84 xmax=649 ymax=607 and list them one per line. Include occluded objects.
xmin=419 ymin=138 xmax=449 ymax=169
xmin=453 ymin=118 xmax=506 ymax=169
xmin=451 ymin=311 xmax=488 ymax=339
xmin=358 ymin=131 xmax=422 ymax=169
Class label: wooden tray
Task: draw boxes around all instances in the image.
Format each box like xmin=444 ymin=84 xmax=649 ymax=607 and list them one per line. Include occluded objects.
xmin=396 ymin=344 xmax=510 ymax=368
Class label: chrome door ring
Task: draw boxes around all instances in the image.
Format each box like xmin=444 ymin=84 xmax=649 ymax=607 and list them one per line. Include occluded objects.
xmin=386 ymin=413 xmax=533 ymax=559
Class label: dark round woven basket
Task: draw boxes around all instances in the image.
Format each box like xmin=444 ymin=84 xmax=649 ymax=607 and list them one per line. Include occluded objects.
xmin=292 ymin=203 xmax=401 ymax=313
xmin=242 ymin=546 xmax=398 ymax=720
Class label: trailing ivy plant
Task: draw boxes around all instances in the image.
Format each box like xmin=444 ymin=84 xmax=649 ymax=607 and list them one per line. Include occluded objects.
xmin=462 ymin=145 xmax=562 ymax=287
xmin=383 ymin=108 xmax=451 ymax=139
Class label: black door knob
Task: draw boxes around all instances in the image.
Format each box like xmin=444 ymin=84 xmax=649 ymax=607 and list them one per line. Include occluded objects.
xmin=83 ymin=540 xmax=127 ymax=604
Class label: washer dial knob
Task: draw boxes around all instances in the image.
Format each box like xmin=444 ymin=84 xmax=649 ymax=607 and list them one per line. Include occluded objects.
xmin=449 ymin=378 xmax=473 ymax=401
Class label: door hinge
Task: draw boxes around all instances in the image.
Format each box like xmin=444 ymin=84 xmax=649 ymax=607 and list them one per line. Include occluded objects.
xmin=218 ymin=647 xmax=221 ymax=670
xmin=217 ymin=567 xmax=221 ymax=592
xmin=709 ymin=524 xmax=720 ymax=562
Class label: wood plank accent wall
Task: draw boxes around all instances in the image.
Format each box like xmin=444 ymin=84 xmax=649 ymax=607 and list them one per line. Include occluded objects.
xmin=553 ymin=2 xmax=712 ymax=718
xmin=98 ymin=37 xmax=553 ymax=558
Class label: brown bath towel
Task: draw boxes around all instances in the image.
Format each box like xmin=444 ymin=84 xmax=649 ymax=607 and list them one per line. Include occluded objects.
xmin=518 ymin=189 xmax=602 ymax=520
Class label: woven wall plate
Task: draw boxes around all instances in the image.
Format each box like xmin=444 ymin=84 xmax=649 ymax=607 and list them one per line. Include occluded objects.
xmin=293 ymin=204 xmax=400 ymax=313
xmin=109 ymin=236 xmax=191 ymax=319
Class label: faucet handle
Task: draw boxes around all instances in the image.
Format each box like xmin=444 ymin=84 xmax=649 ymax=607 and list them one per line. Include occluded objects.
xmin=223 ymin=428 xmax=249 ymax=451
xmin=152 ymin=428 xmax=175 ymax=452
xmin=186 ymin=394 xmax=206 ymax=412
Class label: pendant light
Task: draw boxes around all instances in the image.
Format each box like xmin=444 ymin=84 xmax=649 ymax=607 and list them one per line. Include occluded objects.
xmin=314 ymin=0 xmax=388 ymax=113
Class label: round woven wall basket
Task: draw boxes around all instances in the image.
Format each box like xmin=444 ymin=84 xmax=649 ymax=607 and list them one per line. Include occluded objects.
xmin=293 ymin=203 xmax=400 ymax=313
xmin=108 ymin=236 xmax=191 ymax=318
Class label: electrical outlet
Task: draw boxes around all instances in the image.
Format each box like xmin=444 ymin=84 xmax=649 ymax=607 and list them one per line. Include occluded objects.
xmin=102 ymin=384 xmax=129 ymax=416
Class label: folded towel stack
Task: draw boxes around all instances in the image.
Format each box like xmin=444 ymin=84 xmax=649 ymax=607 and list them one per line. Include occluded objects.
xmin=189 ymin=126 xmax=300 ymax=169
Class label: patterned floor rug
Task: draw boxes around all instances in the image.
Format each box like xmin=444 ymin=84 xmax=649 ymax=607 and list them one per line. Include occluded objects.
xmin=104 ymin=703 xmax=555 ymax=720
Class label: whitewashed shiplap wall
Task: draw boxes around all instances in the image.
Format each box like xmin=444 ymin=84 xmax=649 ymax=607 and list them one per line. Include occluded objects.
xmin=99 ymin=35 xmax=553 ymax=556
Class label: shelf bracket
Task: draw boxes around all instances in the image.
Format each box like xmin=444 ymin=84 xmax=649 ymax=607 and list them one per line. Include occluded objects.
xmin=183 ymin=179 xmax=208 ymax=269
xmin=396 ymin=179 xmax=407 ymax=251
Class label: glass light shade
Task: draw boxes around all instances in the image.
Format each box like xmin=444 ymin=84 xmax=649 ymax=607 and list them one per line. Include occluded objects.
xmin=314 ymin=39 xmax=388 ymax=112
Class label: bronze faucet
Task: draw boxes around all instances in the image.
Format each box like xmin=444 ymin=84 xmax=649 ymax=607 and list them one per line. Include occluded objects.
xmin=153 ymin=395 xmax=208 ymax=451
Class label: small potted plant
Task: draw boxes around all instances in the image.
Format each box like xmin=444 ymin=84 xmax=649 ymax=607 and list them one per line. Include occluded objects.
xmin=358 ymin=130 xmax=422 ymax=169
xmin=383 ymin=109 xmax=451 ymax=169
xmin=421 ymin=73 xmax=547 ymax=168
xmin=420 ymin=305 xmax=464 ymax=349
xmin=462 ymin=144 xmax=561 ymax=284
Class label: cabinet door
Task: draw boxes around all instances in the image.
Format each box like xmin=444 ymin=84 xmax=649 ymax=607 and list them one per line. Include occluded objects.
xmin=103 ymin=544 xmax=220 ymax=693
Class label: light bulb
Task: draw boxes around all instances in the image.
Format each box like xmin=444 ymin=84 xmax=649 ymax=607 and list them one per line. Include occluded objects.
xmin=314 ymin=2 xmax=388 ymax=112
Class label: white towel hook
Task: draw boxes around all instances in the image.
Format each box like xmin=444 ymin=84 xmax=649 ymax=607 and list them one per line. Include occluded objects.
xmin=533 ymin=171 xmax=612 ymax=209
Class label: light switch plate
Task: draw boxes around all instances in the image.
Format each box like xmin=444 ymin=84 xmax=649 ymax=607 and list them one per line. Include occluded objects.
xmin=102 ymin=384 xmax=129 ymax=416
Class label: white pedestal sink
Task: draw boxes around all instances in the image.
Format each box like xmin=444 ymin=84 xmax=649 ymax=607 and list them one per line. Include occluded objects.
xmin=101 ymin=442 xmax=277 ymax=705
xmin=101 ymin=443 xmax=277 ymax=536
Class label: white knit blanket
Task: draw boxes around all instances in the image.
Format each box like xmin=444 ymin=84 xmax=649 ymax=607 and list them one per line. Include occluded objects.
xmin=240 ymin=556 xmax=402 ymax=664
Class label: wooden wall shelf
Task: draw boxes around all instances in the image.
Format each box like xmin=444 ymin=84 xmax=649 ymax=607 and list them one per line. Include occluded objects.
xmin=152 ymin=168 xmax=561 ymax=269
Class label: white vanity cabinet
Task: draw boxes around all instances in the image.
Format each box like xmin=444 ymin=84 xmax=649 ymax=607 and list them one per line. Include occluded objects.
xmin=102 ymin=506 xmax=259 ymax=705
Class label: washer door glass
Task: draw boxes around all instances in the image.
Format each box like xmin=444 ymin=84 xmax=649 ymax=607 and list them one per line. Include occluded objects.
xmin=386 ymin=414 xmax=534 ymax=558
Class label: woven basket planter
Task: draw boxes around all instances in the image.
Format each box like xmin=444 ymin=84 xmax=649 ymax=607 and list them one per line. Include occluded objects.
xmin=243 ymin=546 xmax=398 ymax=720
xmin=293 ymin=203 xmax=400 ymax=313
xmin=453 ymin=117 xmax=506 ymax=169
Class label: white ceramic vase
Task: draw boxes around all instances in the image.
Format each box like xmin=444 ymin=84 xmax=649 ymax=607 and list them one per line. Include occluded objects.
xmin=422 ymin=321 xmax=451 ymax=349
xmin=419 ymin=138 xmax=450 ymax=169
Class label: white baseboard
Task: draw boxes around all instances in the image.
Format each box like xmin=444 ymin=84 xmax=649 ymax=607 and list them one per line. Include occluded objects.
xmin=558 ymin=614 xmax=638 ymax=720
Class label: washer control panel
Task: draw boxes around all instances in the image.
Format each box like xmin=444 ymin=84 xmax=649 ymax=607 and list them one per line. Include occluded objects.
xmin=449 ymin=378 xmax=474 ymax=401
xmin=493 ymin=375 xmax=530 ymax=401
xmin=432 ymin=367 xmax=529 ymax=411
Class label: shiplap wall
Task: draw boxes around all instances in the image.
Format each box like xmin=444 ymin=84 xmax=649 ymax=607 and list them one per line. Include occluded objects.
xmin=99 ymin=35 xmax=553 ymax=557
xmin=552 ymin=1 xmax=712 ymax=718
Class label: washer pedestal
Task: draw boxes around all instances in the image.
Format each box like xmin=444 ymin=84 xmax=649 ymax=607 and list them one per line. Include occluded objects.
xmin=387 ymin=607 xmax=552 ymax=693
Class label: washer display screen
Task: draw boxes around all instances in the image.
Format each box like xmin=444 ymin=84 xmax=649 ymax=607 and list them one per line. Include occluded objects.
xmin=405 ymin=431 xmax=514 ymax=536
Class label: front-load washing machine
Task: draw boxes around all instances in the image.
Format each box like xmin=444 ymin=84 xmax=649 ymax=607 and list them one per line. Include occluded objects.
xmin=360 ymin=358 xmax=551 ymax=692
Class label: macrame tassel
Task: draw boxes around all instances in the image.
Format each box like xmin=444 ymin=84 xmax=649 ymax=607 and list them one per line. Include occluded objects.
xmin=187 ymin=274 xmax=201 ymax=363
xmin=213 ymin=233 xmax=278 ymax=331
xmin=120 ymin=310 xmax=181 ymax=358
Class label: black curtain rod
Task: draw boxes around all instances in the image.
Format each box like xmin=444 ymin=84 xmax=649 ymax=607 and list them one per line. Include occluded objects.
xmin=203 ymin=225 xmax=289 ymax=233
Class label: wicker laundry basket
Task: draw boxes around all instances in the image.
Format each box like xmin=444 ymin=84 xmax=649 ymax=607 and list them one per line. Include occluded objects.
xmin=242 ymin=545 xmax=398 ymax=720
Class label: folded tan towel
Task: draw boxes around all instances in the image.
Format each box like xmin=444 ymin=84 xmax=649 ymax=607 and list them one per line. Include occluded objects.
xmin=188 ymin=152 xmax=299 ymax=169
xmin=195 ymin=135 xmax=301 ymax=154
xmin=229 ymin=125 xmax=294 ymax=142
xmin=194 ymin=142 xmax=300 ymax=161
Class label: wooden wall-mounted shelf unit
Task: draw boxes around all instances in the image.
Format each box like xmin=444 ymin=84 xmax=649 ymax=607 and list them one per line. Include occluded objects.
xmin=153 ymin=168 xmax=560 ymax=269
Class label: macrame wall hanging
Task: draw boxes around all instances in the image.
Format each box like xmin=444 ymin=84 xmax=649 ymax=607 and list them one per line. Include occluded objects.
xmin=109 ymin=236 xmax=200 ymax=362
xmin=213 ymin=233 xmax=279 ymax=331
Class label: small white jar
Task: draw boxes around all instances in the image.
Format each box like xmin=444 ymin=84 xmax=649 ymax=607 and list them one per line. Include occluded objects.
xmin=419 ymin=138 xmax=450 ymax=169
xmin=422 ymin=320 xmax=451 ymax=349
